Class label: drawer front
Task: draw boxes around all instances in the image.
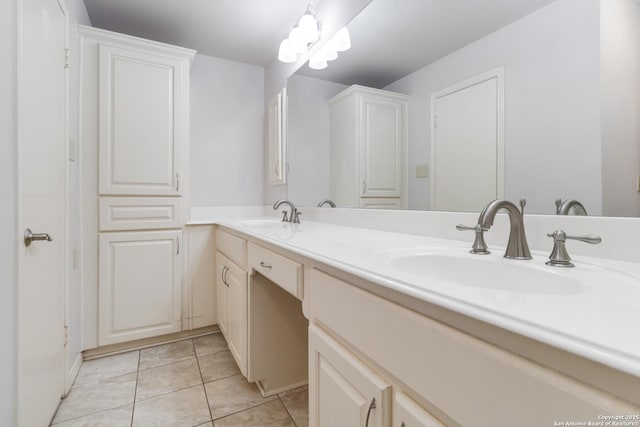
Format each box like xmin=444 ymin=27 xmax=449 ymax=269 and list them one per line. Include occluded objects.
xmin=216 ymin=229 xmax=246 ymax=268
xmin=248 ymin=243 xmax=303 ymax=299
xmin=309 ymin=269 xmax=640 ymax=427
xmin=99 ymin=197 xmax=183 ymax=231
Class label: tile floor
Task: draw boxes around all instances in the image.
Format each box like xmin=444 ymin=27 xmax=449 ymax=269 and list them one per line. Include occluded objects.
xmin=51 ymin=333 xmax=308 ymax=427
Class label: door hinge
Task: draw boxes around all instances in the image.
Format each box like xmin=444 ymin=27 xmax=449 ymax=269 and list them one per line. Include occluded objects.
xmin=434 ymin=114 xmax=438 ymax=128
xmin=64 ymin=48 xmax=70 ymax=69
xmin=64 ymin=325 xmax=69 ymax=347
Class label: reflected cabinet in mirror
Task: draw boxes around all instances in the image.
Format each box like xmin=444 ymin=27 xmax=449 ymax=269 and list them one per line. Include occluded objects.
xmin=285 ymin=0 xmax=640 ymax=217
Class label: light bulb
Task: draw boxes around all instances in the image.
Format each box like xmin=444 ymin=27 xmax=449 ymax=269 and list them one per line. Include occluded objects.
xmin=288 ymin=27 xmax=307 ymax=54
xmin=298 ymin=13 xmax=319 ymax=44
xmin=332 ymin=27 xmax=351 ymax=52
xmin=322 ymin=46 xmax=337 ymax=61
xmin=309 ymin=52 xmax=327 ymax=70
xmin=278 ymin=39 xmax=297 ymax=63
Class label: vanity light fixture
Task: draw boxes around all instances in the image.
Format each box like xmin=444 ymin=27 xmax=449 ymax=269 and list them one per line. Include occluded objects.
xmin=278 ymin=5 xmax=320 ymax=64
xmin=308 ymin=27 xmax=351 ymax=70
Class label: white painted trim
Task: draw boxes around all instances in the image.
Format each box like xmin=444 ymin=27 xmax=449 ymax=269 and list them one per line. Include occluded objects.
xmin=64 ymin=352 xmax=82 ymax=396
xmin=78 ymin=25 xmax=196 ymax=62
xmin=429 ymin=67 xmax=505 ymax=209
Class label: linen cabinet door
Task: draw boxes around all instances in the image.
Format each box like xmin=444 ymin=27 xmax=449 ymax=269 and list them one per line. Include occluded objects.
xmin=309 ymin=324 xmax=391 ymax=427
xmin=98 ymin=44 xmax=186 ymax=196
xmin=99 ymin=230 xmax=182 ymax=345
xmin=360 ymin=94 xmax=404 ymax=199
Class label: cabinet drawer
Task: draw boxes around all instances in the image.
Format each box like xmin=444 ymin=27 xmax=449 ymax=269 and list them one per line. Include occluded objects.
xmin=309 ymin=269 xmax=639 ymax=426
xmin=99 ymin=197 xmax=182 ymax=231
xmin=216 ymin=229 xmax=246 ymax=268
xmin=248 ymin=243 xmax=303 ymax=299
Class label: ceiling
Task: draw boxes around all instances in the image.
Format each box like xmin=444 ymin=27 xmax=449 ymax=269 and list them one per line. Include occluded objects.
xmin=297 ymin=0 xmax=557 ymax=87
xmin=82 ymin=0 xmax=320 ymax=66
xmin=83 ymin=0 xmax=556 ymax=84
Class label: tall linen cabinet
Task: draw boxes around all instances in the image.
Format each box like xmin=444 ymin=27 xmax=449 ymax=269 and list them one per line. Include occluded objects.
xmin=329 ymin=85 xmax=408 ymax=209
xmin=80 ymin=26 xmax=199 ymax=348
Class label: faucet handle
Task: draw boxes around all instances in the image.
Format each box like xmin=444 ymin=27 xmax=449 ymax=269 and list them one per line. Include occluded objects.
xmin=456 ymin=224 xmax=490 ymax=255
xmin=293 ymin=210 xmax=302 ymax=224
xmin=546 ymin=230 xmax=601 ymax=267
xmin=519 ymin=198 xmax=527 ymax=215
xmin=280 ymin=210 xmax=289 ymax=222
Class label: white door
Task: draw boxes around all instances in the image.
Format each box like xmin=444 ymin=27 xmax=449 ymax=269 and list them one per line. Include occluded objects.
xmin=309 ymin=324 xmax=391 ymax=427
xmin=431 ymin=69 xmax=504 ymax=212
xmin=99 ymin=230 xmax=183 ymax=345
xmin=17 ymin=0 xmax=68 ymax=425
xmin=393 ymin=392 xmax=445 ymax=427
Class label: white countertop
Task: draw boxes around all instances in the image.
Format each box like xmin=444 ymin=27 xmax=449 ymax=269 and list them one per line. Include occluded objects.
xmin=217 ymin=217 xmax=640 ymax=378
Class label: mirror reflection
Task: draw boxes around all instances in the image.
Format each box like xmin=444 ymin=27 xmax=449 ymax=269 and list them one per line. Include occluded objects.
xmin=285 ymin=0 xmax=640 ymax=217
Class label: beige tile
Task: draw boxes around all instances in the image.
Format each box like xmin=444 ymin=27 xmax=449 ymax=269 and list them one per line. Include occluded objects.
xmin=281 ymin=390 xmax=309 ymax=427
xmin=205 ymin=375 xmax=276 ymax=419
xmin=51 ymin=404 xmax=133 ymax=426
xmin=198 ymin=350 xmax=240 ymax=383
xmin=195 ymin=423 xmax=213 ymax=427
xmin=136 ymin=358 xmax=203 ymax=401
xmin=193 ymin=333 xmax=228 ymax=357
xmin=53 ymin=373 xmax=137 ymax=423
xmin=139 ymin=339 xmax=195 ymax=370
xmin=213 ymin=400 xmax=295 ymax=427
xmin=74 ymin=351 xmax=139 ymax=386
xmin=132 ymin=385 xmax=211 ymax=427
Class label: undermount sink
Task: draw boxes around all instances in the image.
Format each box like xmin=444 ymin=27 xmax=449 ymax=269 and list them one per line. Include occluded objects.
xmin=381 ymin=249 xmax=584 ymax=295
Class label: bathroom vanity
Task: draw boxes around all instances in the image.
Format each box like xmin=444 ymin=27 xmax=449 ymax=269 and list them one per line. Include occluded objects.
xmin=208 ymin=216 xmax=640 ymax=427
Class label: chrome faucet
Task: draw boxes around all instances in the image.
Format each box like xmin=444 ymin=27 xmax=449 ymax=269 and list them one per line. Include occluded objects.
xmin=555 ymin=198 xmax=587 ymax=215
xmin=317 ymin=199 xmax=336 ymax=208
xmin=476 ymin=198 xmax=532 ymax=260
xmin=273 ymin=199 xmax=301 ymax=223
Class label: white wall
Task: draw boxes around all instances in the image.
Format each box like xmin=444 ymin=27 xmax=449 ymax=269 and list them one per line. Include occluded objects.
xmin=601 ymin=0 xmax=640 ymax=217
xmin=0 ymin=0 xmax=17 ymax=424
xmin=286 ymin=75 xmax=347 ymax=206
xmin=66 ymin=0 xmax=91 ymax=384
xmin=190 ymin=54 xmax=265 ymax=207
xmin=385 ymin=0 xmax=602 ymax=215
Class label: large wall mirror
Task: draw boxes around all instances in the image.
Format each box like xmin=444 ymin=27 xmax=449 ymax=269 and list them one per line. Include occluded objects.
xmin=285 ymin=0 xmax=640 ymax=216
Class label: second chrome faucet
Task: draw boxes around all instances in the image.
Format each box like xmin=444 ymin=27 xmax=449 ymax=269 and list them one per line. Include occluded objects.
xmin=458 ymin=198 xmax=532 ymax=260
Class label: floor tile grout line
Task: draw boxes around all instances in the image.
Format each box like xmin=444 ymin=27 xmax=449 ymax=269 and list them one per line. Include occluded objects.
xmin=130 ymin=349 xmax=141 ymax=427
xmin=211 ymin=398 xmax=281 ymax=423
xmin=278 ymin=395 xmax=299 ymax=427
xmin=49 ymin=402 xmax=134 ymax=426
xmin=193 ymin=339 xmax=215 ymax=424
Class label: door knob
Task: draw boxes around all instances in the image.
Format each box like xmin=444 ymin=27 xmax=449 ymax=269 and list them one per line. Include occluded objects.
xmin=24 ymin=228 xmax=53 ymax=247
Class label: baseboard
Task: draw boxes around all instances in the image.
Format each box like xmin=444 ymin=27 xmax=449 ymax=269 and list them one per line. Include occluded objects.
xmin=65 ymin=352 xmax=83 ymax=395
xmin=83 ymin=325 xmax=220 ymax=360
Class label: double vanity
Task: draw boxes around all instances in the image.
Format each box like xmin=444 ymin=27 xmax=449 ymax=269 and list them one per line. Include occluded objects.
xmin=203 ymin=207 xmax=640 ymax=427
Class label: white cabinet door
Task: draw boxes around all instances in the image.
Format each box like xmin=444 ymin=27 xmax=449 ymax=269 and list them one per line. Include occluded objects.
xmin=309 ymin=324 xmax=391 ymax=427
xmin=217 ymin=252 xmax=248 ymax=376
xmin=99 ymin=230 xmax=182 ymax=345
xmin=98 ymin=43 xmax=187 ymax=196
xmin=360 ymin=94 xmax=404 ymax=198
xmin=393 ymin=392 xmax=444 ymax=427
xmin=186 ymin=226 xmax=216 ymax=329
xmin=215 ymin=252 xmax=228 ymax=335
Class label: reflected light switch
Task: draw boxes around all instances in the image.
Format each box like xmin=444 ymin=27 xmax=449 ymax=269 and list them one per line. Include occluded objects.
xmin=415 ymin=164 xmax=429 ymax=178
